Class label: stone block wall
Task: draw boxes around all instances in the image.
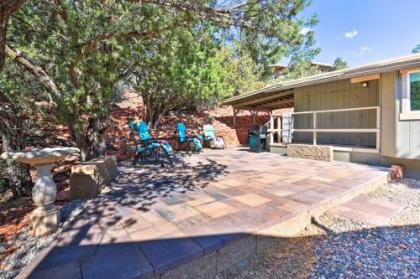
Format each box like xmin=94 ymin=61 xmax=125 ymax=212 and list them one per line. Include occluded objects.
xmin=287 ymin=144 xmax=333 ymax=162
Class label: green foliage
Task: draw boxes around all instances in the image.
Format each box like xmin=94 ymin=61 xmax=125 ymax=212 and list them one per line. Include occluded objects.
xmin=333 ymin=57 xmax=348 ymax=70
xmin=412 ymin=44 xmax=420 ymax=54
xmin=2 ymin=0 xmax=320 ymax=158
xmin=211 ymin=46 xmax=266 ymax=97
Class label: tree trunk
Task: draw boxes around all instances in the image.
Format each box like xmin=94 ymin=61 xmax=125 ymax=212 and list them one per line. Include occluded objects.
xmin=0 ymin=19 xmax=7 ymax=72
xmin=90 ymin=116 xmax=108 ymax=158
xmin=76 ymin=138 xmax=90 ymax=162
xmin=0 ymin=126 xmax=32 ymax=199
xmin=0 ymin=0 xmax=26 ymax=73
xmin=144 ymin=100 xmax=163 ymax=129
xmin=2 ymin=159 xmax=32 ymax=198
xmin=68 ymin=116 xmax=109 ymax=162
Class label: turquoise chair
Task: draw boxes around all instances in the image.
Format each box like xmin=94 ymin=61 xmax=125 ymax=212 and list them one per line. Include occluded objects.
xmin=203 ymin=124 xmax=226 ymax=149
xmin=176 ymin=122 xmax=202 ymax=152
xmin=129 ymin=120 xmax=173 ymax=166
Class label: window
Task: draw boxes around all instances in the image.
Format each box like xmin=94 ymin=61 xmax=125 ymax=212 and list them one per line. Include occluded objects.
xmin=409 ymin=71 xmax=420 ymax=111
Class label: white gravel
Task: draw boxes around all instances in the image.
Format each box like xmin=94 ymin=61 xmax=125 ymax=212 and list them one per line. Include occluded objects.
xmin=217 ymin=178 xmax=420 ymax=279
xmin=0 ymin=199 xmax=87 ymax=279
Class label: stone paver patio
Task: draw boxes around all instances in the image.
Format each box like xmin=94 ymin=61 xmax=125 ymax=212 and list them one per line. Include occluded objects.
xmin=19 ymin=147 xmax=390 ymax=279
xmin=328 ymin=195 xmax=402 ymax=226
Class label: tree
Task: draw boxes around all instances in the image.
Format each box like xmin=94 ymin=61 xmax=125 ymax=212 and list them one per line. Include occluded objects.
xmin=5 ymin=1 xmax=170 ymax=160
xmin=128 ymin=27 xmax=218 ymax=127
xmin=129 ymin=0 xmax=320 ymax=122
xmin=412 ymin=44 xmax=420 ymax=54
xmin=4 ymin=0 xmax=319 ymax=160
xmin=211 ymin=46 xmax=265 ymax=97
xmin=333 ymin=57 xmax=348 ymax=70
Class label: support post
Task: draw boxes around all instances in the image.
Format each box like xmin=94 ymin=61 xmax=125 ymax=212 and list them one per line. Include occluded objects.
xmin=313 ymin=112 xmax=317 ymax=145
xmin=233 ymin=108 xmax=239 ymax=127
xmin=376 ymin=107 xmax=381 ymax=151
xmin=251 ymin=109 xmax=257 ymax=126
xmin=269 ymin=113 xmax=274 ymax=145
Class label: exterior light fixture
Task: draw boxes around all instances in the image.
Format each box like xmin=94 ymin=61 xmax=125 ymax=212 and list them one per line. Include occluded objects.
xmin=362 ymin=82 xmax=368 ymax=88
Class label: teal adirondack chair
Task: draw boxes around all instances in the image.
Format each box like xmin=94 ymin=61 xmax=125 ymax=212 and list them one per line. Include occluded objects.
xmin=129 ymin=120 xmax=173 ymax=166
xmin=203 ymin=124 xmax=226 ymax=149
xmin=176 ymin=122 xmax=202 ymax=152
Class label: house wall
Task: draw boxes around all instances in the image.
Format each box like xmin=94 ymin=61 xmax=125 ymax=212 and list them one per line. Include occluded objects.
xmin=380 ymin=70 xmax=420 ymax=160
xmin=394 ymin=71 xmax=420 ymax=160
xmin=269 ymin=71 xmax=420 ymax=179
xmin=293 ymin=79 xmax=379 ymax=147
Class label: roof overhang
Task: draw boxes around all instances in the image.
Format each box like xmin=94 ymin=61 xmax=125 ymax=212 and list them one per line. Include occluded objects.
xmin=224 ymin=53 xmax=420 ymax=110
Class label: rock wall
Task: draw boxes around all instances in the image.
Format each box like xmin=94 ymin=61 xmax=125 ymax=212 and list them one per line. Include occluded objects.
xmin=106 ymin=102 xmax=271 ymax=160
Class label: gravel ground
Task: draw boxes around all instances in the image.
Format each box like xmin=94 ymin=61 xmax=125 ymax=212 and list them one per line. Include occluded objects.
xmin=0 ymin=199 xmax=87 ymax=279
xmin=218 ymin=178 xmax=420 ymax=279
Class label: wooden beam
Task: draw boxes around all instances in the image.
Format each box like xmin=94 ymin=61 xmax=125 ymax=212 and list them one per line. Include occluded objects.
xmin=350 ymin=74 xmax=380 ymax=83
xmin=234 ymin=106 xmax=272 ymax=112
xmin=231 ymin=91 xmax=293 ymax=107
xmin=399 ymin=66 xmax=420 ymax=75
xmin=260 ymin=99 xmax=294 ymax=108
xmin=250 ymin=109 xmax=257 ymax=125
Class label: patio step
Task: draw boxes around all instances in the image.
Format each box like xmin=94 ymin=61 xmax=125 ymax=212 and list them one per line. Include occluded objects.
xmin=160 ymin=171 xmax=391 ymax=278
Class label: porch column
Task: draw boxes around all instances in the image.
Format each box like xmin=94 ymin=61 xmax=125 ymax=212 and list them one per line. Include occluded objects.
xmin=313 ymin=112 xmax=317 ymax=145
xmin=269 ymin=111 xmax=274 ymax=145
xmin=233 ymin=108 xmax=239 ymax=127
xmin=250 ymin=109 xmax=257 ymax=125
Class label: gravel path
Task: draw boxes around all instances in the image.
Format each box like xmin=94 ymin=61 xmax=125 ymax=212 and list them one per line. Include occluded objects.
xmin=0 ymin=199 xmax=87 ymax=279
xmin=218 ymin=178 xmax=420 ymax=279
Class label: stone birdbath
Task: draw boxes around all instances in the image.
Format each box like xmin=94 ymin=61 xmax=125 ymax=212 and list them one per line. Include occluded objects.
xmin=1 ymin=147 xmax=80 ymax=236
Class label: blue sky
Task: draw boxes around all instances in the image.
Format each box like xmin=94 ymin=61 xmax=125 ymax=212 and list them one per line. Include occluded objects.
xmin=300 ymin=0 xmax=420 ymax=66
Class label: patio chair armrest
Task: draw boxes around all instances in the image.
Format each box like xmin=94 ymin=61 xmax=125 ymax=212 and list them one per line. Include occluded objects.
xmin=139 ymin=138 xmax=158 ymax=145
xmin=215 ymin=135 xmax=225 ymax=141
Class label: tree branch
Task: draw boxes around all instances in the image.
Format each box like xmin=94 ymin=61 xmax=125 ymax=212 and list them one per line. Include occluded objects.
xmin=5 ymin=45 xmax=63 ymax=99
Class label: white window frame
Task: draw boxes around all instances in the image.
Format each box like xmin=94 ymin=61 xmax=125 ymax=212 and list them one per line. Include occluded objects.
xmin=400 ymin=69 xmax=420 ymax=120
xmin=408 ymin=70 xmax=420 ymax=111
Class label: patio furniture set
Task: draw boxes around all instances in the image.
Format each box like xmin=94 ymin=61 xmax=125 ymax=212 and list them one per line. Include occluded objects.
xmin=128 ymin=119 xmax=226 ymax=166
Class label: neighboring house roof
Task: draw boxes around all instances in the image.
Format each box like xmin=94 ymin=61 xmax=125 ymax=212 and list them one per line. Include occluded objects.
xmin=310 ymin=61 xmax=334 ymax=68
xmin=271 ymin=62 xmax=333 ymax=71
xmin=224 ymin=53 xmax=420 ymax=107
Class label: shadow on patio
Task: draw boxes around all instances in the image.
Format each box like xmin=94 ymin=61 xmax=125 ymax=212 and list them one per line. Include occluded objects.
xmin=21 ymin=219 xmax=419 ymax=279
xmin=16 ymin=147 xmax=403 ymax=278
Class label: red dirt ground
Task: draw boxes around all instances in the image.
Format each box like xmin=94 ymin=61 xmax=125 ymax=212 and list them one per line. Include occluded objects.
xmin=0 ymin=198 xmax=34 ymax=268
xmin=0 ymin=92 xmax=282 ymax=267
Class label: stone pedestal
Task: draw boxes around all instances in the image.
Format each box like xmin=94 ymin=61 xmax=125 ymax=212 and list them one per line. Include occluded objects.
xmin=1 ymin=147 xmax=80 ymax=236
xmin=30 ymin=164 xmax=61 ymax=235
xmin=31 ymin=205 xmax=60 ymax=236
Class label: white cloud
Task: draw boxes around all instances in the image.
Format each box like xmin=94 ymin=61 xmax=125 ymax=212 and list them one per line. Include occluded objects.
xmin=300 ymin=27 xmax=311 ymax=35
xmin=355 ymin=46 xmax=372 ymax=55
xmin=344 ymin=30 xmax=358 ymax=39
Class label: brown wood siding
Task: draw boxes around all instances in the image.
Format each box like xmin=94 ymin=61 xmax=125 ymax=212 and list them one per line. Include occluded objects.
xmin=395 ymin=71 xmax=420 ymax=159
xmin=380 ymin=72 xmax=397 ymax=157
xmin=293 ymin=79 xmax=379 ymax=147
